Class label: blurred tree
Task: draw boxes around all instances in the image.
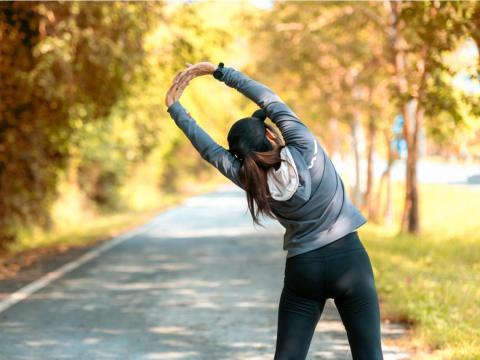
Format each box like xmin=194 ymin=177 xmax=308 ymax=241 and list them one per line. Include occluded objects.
xmin=246 ymin=1 xmax=390 ymax=214
xmin=3 ymin=1 xmax=478 ymax=251
xmin=118 ymin=1 xmax=245 ymax=194
xmin=247 ymin=0 xmax=479 ymax=233
xmin=381 ymin=0 xmax=479 ymax=234
xmin=0 ymin=1 xmax=258 ymax=250
xmin=473 ymin=4 xmax=480 ymax=68
xmin=0 ymin=1 xmax=157 ymax=249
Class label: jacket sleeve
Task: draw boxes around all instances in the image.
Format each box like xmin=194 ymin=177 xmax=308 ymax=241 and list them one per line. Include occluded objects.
xmin=167 ymin=100 xmax=244 ymax=190
xmin=217 ymin=67 xmax=322 ymax=171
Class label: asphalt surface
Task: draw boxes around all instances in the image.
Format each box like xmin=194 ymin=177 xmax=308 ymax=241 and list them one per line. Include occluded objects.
xmin=374 ymin=159 xmax=480 ymax=185
xmin=0 ymin=184 xmax=414 ymax=360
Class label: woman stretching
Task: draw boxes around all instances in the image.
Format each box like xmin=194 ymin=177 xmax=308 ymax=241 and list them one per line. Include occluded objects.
xmin=165 ymin=61 xmax=384 ymax=360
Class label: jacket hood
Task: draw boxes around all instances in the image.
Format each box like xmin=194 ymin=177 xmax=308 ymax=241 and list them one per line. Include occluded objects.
xmin=267 ymin=146 xmax=299 ymax=201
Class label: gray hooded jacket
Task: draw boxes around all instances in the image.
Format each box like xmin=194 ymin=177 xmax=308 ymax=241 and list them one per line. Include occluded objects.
xmin=167 ymin=66 xmax=367 ymax=258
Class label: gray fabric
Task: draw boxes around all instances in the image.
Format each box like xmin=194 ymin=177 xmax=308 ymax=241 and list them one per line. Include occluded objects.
xmin=167 ymin=66 xmax=367 ymax=258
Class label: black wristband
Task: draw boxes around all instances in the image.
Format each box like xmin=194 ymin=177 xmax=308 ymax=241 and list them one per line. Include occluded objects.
xmin=213 ymin=62 xmax=225 ymax=80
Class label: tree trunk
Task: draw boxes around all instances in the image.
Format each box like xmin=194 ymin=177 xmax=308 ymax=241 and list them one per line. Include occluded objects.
xmin=371 ymin=133 xmax=396 ymax=225
xmin=405 ymin=103 xmax=423 ymax=233
xmin=401 ymin=101 xmax=416 ymax=232
xmin=473 ymin=5 xmax=480 ymax=64
xmin=384 ymin=0 xmax=422 ymax=234
xmin=385 ymin=134 xmax=396 ymax=225
xmin=371 ymin=169 xmax=385 ymax=224
xmin=385 ymin=160 xmax=393 ymax=225
xmin=351 ymin=109 xmax=364 ymax=208
xmin=364 ymin=119 xmax=376 ymax=217
xmin=402 ymin=38 xmax=429 ymax=234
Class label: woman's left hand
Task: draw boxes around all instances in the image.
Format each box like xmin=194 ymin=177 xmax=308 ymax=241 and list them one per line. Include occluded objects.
xmin=165 ymin=69 xmax=197 ymax=109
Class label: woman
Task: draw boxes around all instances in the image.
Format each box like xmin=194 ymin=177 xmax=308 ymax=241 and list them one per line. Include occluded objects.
xmin=165 ymin=62 xmax=384 ymax=360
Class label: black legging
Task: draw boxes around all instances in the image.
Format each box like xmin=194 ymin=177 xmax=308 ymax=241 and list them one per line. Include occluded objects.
xmin=274 ymin=231 xmax=384 ymax=360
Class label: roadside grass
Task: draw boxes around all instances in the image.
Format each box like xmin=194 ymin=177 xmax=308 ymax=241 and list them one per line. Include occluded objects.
xmin=360 ymin=182 xmax=480 ymax=359
xmin=7 ymin=209 xmax=167 ymax=254
xmin=6 ymin=177 xmax=223 ymax=255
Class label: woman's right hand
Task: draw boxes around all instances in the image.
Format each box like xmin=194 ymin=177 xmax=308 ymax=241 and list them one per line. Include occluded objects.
xmin=177 ymin=62 xmax=217 ymax=84
xmin=165 ymin=70 xmax=193 ymax=108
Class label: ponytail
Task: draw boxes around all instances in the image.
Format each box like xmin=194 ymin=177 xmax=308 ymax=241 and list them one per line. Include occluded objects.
xmin=239 ymin=125 xmax=296 ymax=227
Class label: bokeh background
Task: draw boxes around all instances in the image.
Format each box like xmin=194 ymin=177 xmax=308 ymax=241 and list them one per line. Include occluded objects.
xmin=1 ymin=1 xmax=479 ymax=359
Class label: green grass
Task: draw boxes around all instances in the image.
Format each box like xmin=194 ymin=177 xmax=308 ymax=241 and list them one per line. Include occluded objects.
xmin=359 ymin=182 xmax=480 ymax=359
xmin=7 ymin=176 xmax=223 ymax=255
xmin=8 ymin=209 xmax=167 ymax=254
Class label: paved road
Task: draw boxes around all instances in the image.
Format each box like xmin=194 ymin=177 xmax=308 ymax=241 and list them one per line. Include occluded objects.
xmin=374 ymin=159 xmax=480 ymax=185
xmin=0 ymin=184 xmax=414 ymax=360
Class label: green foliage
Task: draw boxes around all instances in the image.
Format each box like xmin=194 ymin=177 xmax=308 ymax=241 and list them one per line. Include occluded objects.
xmin=0 ymin=1 xmax=157 ymax=249
xmin=248 ymin=1 xmax=480 ymax=154
xmin=247 ymin=2 xmax=397 ymax=157
xmin=0 ymin=1 xmax=258 ymax=250
xmin=395 ymin=1 xmax=479 ymax=140
xmin=5 ymin=1 xmax=477 ymax=251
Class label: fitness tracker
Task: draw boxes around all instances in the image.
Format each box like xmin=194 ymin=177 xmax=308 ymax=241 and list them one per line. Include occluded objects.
xmin=213 ymin=62 xmax=225 ymax=80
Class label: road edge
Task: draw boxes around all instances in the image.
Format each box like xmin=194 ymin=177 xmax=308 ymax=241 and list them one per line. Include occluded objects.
xmin=0 ymin=214 xmax=161 ymax=314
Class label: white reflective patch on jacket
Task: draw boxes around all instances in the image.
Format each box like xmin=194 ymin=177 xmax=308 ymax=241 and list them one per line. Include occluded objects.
xmin=307 ymin=139 xmax=318 ymax=169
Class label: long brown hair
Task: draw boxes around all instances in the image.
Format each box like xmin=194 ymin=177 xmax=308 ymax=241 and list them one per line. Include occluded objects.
xmin=238 ymin=124 xmax=297 ymax=227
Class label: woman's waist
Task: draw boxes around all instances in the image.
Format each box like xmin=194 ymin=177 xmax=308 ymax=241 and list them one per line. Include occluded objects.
xmin=286 ymin=231 xmax=365 ymax=262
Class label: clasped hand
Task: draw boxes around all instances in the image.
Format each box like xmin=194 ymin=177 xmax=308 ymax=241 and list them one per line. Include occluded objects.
xmin=165 ymin=62 xmax=217 ymax=108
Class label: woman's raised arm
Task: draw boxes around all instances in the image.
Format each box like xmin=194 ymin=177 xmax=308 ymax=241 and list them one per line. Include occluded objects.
xmin=177 ymin=62 xmax=322 ymax=171
xmin=165 ymin=67 xmax=244 ymax=190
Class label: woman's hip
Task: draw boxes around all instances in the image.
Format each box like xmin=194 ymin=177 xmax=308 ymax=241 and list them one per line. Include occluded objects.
xmin=283 ymin=232 xmax=375 ymax=300
xmin=287 ymin=231 xmax=366 ymax=263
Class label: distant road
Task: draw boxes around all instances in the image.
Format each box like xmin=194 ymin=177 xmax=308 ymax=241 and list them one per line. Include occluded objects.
xmin=374 ymin=159 xmax=480 ymax=185
xmin=0 ymin=184 xmax=413 ymax=359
